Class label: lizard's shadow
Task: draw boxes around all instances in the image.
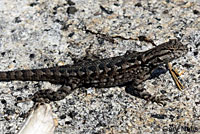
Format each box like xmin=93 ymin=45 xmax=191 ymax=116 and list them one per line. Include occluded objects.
xmin=150 ymin=66 xmax=168 ymax=79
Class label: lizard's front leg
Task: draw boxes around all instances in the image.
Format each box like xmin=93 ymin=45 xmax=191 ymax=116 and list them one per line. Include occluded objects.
xmin=125 ymin=84 xmax=169 ymax=106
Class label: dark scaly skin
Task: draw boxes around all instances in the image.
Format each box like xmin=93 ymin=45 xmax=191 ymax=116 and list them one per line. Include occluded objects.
xmin=0 ymin=39 xmax=188 ymax=104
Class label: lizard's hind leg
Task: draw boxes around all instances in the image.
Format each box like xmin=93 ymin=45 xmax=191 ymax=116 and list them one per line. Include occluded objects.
xmin=31 ymin=85 xmax=74 ymax=103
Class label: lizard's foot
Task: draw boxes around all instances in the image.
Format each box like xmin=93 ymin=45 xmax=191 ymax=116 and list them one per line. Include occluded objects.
xmin=125 ymin=85 xmax=169 ymax=106
xmin=31 ymin=86 xmax=74 ymax=103
xmin=31 ymin=89 xmax=58 ymax=103
xmin=146 ymin=94 xmax=169 ymax=106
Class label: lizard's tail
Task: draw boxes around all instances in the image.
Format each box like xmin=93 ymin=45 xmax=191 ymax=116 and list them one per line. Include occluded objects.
xmin=0 ymin=69 xmax=53 ymax=82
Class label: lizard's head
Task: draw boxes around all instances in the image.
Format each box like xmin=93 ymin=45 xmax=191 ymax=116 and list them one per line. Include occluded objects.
xmin=156 ymin=39 xmax=188 ymax=62
xmin=142 ymin=39 xmax=188 ymax=65
xmin=165 ymin=39 xmax=188 ymax=58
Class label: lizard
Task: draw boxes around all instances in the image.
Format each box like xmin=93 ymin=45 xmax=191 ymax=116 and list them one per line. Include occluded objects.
xmin=0 ymin=39 xmax=188 ymax=105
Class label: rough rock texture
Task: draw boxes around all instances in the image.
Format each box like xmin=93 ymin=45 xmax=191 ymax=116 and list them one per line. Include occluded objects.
xmin=0 ymin=0 xmax=199 ymax=134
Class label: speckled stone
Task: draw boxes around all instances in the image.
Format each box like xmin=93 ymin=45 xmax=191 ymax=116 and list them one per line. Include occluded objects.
xmin=0 ymin=0 xmax=199 ymax=134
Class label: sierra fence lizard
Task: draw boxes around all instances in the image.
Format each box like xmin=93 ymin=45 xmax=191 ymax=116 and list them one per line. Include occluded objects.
xmin=0 ymin=39 xmax=188 ymax=105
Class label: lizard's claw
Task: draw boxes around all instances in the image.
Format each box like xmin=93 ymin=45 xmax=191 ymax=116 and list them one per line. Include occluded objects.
xmin=151 ymin=95 xmax=170 ymax=106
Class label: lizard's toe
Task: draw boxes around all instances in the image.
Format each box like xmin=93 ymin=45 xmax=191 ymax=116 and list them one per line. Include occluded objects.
xmin=152 ymin=95 xmax=170 ymax=106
